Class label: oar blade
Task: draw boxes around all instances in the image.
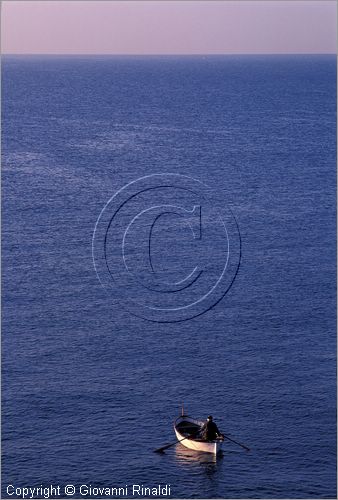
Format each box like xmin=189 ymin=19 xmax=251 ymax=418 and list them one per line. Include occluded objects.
xmin=223 ymin=433 xmax=250 ymax=451
xmin=154 ymin=442 xmax=174 ymax=453
xmin=154 ymin=435 xmax=189 ymax=453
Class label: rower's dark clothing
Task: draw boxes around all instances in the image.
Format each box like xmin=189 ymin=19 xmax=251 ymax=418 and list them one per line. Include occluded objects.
xmin=202 ymin=420 xmax=221 ymax=441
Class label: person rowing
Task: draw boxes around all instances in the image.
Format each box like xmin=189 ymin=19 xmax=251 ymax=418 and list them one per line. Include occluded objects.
xmin=200 ymin=415 xmax=224 ymax=441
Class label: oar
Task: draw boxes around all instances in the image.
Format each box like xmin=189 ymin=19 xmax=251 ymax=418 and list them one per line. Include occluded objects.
xmin=222 ymin=433 xmax=250 ymax=451
xmin=154 ymin=434 xmax=194 ymax=453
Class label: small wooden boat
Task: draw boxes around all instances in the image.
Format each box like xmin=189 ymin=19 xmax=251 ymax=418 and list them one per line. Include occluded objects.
xmin=174 ymin=414 xmax=223 ymax=455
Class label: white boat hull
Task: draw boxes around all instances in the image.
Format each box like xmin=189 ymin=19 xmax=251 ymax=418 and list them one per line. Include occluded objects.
xmin=174 ymin=416 xmax=223 ymax=455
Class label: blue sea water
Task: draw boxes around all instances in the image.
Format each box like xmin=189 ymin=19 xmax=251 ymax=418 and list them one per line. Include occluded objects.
xmin=2 ymin=55 xmax=336 ymax=498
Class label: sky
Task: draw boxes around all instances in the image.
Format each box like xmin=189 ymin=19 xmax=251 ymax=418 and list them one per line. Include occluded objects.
xmin=1 ymin=0 xmax=337 ymax=55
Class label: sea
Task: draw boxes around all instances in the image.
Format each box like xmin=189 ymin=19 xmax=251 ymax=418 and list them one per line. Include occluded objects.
xmin=2 ymin=55 xmax=336 ymax=499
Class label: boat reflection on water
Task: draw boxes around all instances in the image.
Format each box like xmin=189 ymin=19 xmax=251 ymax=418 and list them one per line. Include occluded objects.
xmin=174 ymin=442 xmax=224 ymax=493
xmin=174 ymin=442 xmax=223 ymax=465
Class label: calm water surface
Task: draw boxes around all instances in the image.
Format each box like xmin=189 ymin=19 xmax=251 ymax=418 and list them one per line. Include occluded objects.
xmin=2 ymin=55 xmax=336 ymax=498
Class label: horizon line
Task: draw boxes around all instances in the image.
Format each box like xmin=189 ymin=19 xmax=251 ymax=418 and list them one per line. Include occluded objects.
xmin=2 ymin=52 xmax=337 ymax=56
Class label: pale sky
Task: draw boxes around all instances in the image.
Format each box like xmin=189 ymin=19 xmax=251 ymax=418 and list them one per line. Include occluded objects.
xmin=1 ymin=0 xmax=337 ymax=55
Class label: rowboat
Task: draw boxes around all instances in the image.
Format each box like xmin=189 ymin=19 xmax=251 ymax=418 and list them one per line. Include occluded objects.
xmin=174 ymin=414 xmax=223 ymax=455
